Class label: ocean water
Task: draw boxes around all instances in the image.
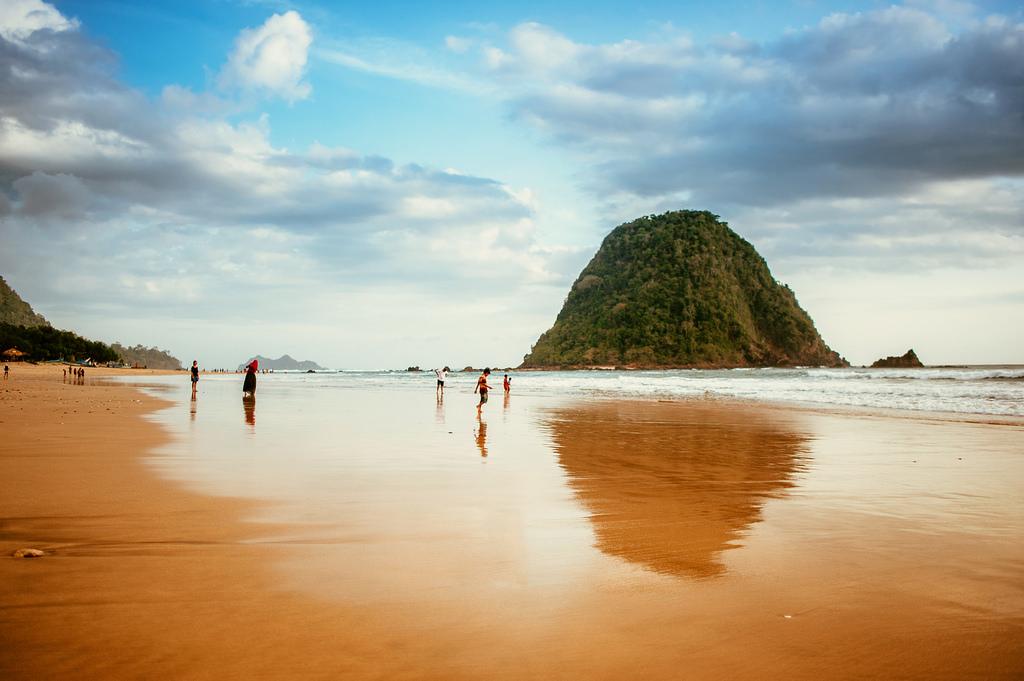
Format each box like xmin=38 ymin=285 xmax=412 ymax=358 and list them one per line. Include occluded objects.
xmin=216 ymin=366 xmax=1024 ymax=417
xmin=127 ymin=371 xmax=1024 ymax=679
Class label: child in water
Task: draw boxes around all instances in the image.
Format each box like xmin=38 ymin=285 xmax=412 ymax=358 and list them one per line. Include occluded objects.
xmin=474 ymin=368 xmax=494 ymax=413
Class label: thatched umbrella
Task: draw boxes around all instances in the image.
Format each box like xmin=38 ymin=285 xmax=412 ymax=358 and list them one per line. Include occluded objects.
xmin=2 ymin=348 xmax=28 ymax=361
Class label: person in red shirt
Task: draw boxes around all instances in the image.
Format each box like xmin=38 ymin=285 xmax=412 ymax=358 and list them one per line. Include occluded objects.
xmin=474 ymin=368 xmax=493 ymax=414
xmin=503 ymin=373 xmax=511 ymax=394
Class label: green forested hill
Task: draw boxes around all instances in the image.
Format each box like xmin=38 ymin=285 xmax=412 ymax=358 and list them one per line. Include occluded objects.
xmin=0 ymin=276 xmax=180 ymax=367
xmin=111 ymin=343 xmax=183 ymax=370
xmin=0 ymin=276 xmax=49 ymax=327
xmin=521 ymin=210 xmax=847 ymax=368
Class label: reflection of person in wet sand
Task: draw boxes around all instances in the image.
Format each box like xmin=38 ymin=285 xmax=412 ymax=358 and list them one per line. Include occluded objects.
xmin=243 ymin=395 xmax=256 ymax=426
xmin=474 ymin=414 xmax=488 ymax=458
xmin=435 ymin=393 xmax=445 ymax=424
xmin=548 ymin=401 xmax=807 ymax=579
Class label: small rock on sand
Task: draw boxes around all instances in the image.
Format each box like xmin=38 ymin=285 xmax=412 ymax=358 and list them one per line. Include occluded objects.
xmin=12 ymin=548 xmax=45 ymax=558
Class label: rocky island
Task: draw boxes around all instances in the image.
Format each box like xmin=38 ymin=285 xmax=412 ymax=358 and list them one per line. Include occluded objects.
xmin=239 ymin=354 xmax=326 ymax=371
xmin=870 ymin=349 xmax=924 ymax=368
xmin=521 ymin=210 xmax=847 ymax=369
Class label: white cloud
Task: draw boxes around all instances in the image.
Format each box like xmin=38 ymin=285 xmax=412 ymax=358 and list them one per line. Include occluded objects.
xmin=400 ymin=195 xmax=458 ymax=219
xmin=465 ymin=10 xmax=1024 ymax=211
xmin=0 ymin=0 xmax=77 ymax=44
xmin=316 ymin=38 xmax=490 ymax=94
xmin=508 ymin=22 xmax=582 ymax=72
xmin=219 ymin=11 xmax=312 ymax=102
xmin=444 ymin=35 xmax=472 ymax=53
xmin=0 ymin=2 xmax=577 ymax=368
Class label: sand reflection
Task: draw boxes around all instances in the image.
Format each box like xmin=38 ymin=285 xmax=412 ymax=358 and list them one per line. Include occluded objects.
xmin=242 ymin=395 xmax=256 ymax=426
xmin=548 ymin=400 xmax=809 ymax=579
xmin=474 ymin=414 xmax=488 ymax=458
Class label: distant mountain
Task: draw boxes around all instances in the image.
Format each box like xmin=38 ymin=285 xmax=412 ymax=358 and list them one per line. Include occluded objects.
xmin=239 ymin=354 xmax=326 ymax=371
xmin=0 ymin=276 xmax=49 ymax=327
xmin=522 ymin=210 xmax=847 ymax=369
xmin=112 ymin=343 xmax=183 ymax=370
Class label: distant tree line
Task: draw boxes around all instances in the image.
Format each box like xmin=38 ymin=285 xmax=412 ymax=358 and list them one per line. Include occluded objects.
xmin=0 ymin=322 xmax=118 ymax=363
xmin=111 ymin=343 xmax=182 ymax=370
xmin=0 ymin=322 xmax=183 ymax=369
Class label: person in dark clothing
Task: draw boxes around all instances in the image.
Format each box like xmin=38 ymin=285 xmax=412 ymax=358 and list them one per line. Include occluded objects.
xmin=242 ymin=359 xmax=258 ymax=396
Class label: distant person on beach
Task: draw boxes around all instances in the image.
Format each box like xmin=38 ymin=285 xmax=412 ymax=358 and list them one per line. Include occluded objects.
xmin=191 ymin=360 xmax=199 ymax=398
xmin=435 ymin=366 xmax=449 ymax=396
xmin=243 ymin=359 xmax=258 ymax=396
xmin=3 ymin=364 xmax=8 ymax=380
xmin=474 ymin=368 xmax=494 ymax=413
xmin=503 ymin=373 xmax=511 ymax=394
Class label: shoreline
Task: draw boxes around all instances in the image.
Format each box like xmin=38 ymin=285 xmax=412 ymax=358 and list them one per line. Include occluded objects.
xmin=0 ymin=365 xmax=395 ymax=679
xmin=2 ymin=364 xmax=1021 ymax=680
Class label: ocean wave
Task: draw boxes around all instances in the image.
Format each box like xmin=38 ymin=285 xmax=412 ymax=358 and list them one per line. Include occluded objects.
xmin=185 ymin=367 xmax=1024 ymax=417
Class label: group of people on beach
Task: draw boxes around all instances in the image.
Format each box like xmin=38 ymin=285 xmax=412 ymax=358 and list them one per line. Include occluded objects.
xmin=64 ymin=366 xmax=86 ymax=382
xmin=473 ymin=368 xmax=511 ymax=413
xmin=433 ymin=366 xmax=511 ymax=412
xmin=188 ymin=358 xmax=257 ymax=398
xmin=190 ymin=360 xmax=510 ymax=414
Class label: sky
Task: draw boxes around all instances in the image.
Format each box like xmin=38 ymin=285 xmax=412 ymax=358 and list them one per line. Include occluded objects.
xmin=1 ymin=0 xmax=1022 ymax=369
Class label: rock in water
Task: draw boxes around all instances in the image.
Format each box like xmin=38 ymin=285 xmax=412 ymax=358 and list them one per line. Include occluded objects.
xmin=12 ymin=548 xmax=45 ymax=558
xmin=521 ymin=210 xmax=847 ymax=368
xmin=871 ymin=349 xmax=924 ymax=368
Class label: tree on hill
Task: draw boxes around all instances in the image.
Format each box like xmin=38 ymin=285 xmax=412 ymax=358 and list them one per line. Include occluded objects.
xmin=0 ymin=322 xmax=118 ymax=363
xmin=522 ymin=210 xmax=847 ymax=368
xmin=0 ymin=276 xmax=49 ymax=327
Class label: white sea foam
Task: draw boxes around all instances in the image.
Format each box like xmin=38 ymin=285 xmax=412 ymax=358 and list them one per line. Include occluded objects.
xmin=246 ymin=366 xmax=1024 ymax=417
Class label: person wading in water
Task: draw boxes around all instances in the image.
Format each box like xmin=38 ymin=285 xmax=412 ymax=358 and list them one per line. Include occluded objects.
xmin=474 ymin=368 xmax=494 ymax=414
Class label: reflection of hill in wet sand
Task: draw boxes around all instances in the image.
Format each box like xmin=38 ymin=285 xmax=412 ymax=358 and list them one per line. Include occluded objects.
xmin=547 ymin=401 xmax=809 ymax=579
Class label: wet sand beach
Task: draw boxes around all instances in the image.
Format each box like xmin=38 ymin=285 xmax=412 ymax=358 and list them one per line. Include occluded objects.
xmin=1 ymin=365 xmax=1022 ymax=680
